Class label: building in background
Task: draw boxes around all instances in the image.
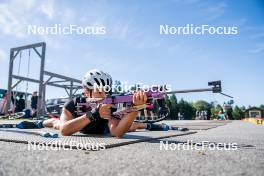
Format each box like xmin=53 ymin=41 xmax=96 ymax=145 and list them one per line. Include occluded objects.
xmin=244 ymin=107 xmax=264 ymax=118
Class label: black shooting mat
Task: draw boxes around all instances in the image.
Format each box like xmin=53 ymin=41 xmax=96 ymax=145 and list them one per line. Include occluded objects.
xmin=0 ymin=127 xmax=196 ymax=150
xmin=0 ymin=120 xmax=231 ymax=150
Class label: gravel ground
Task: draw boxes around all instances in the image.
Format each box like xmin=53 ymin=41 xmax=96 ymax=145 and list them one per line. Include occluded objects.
xmin=0 ymin=121 xmax=263 ymax=176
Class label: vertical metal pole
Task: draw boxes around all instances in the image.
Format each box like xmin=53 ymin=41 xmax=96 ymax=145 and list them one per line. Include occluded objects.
xmin=6 ymin=50 xmax=15 ymax=113
xmin=37 ymin=43 xmax=46 ymax=117
xmin=43 ymin=84 xmax=46 ymax=111
xmin=69 ymin=81 xmax=73 ymax=100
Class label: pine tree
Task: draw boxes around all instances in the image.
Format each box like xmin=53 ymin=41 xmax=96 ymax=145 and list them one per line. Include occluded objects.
xmin=232 ymin=106 xmax=245 ymax=120
xmin=169 ymin=94 xmax=178 ymax=119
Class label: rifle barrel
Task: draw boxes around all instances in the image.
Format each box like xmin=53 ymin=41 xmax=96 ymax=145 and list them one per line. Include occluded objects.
xmin=165 ymin=88 xmax=213 ymax=94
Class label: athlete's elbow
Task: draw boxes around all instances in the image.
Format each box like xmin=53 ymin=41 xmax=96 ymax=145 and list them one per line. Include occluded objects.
xmin=111 ymin=131 xmax=124 ymax=138
xmin=60 ymin=125 xmax=72 ymax=136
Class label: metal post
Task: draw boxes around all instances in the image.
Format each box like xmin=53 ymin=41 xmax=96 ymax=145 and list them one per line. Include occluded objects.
xmin=6 ymin=50 xmax=15 ymax=113
xmin=6 ymin=42 xmax=83 ymax=117
xmin=37 ymin=43 xmax=46 ymax=117
xmin=43 ymin=84 xmax=46 ymax=111
xmin=69 ymin=81 xmax=73 ymax=100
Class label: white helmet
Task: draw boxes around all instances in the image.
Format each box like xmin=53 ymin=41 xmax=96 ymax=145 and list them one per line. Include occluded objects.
xmin=82 ymin=69 xmax=112 ymax=91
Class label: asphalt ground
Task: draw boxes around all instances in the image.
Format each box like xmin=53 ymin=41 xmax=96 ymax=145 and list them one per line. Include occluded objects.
xmin=0 ymin=120 xmax=263 ymax=176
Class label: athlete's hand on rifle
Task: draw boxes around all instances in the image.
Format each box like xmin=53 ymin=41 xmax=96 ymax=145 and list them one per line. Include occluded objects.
xmin=133 ymin=90 xmax=147 ymax=106
xmin=99 ymin=104 xmax=112 ymax=119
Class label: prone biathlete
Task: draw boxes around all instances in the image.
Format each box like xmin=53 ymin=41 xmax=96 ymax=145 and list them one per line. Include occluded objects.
xmin=35 ymin=69 xmax=187 ymax=137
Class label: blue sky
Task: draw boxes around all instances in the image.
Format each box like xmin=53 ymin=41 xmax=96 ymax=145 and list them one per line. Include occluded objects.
xmin=0 ymin=0 xmax=263 ymax=107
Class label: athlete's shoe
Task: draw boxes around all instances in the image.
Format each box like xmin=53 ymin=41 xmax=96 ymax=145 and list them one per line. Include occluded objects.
xmin=170 ymin=126 xmax=189 ymax=131
xmin=146 ymin=123 xmax=169 ymax=131
xmin=16 ymin=121 xmax=44 ymax=129
xmin=146 ymin=123 xmax=189 ymax=131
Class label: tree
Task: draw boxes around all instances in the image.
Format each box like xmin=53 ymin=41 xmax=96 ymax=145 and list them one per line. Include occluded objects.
xmin=193 ymin=100 xmax=210 ymax=111
xmin=232 ymin=106 xmax=245 ymax=120
xmin=169 ymin=94 xmax=178 ymax=120
xmin=241 ymin=106 xmax=246 ymax=111
xmin=178 ymin=99 xmax=195 ymax=120
xmin=226 ymin=108 xmax=233 ymax=120
xmin=193 ymin=100 xmax=211 ymax=120
xmin=165 ymin=95 xmax=172 ymax=119
xmin=183 ymin=101 xmax=196 ymax=120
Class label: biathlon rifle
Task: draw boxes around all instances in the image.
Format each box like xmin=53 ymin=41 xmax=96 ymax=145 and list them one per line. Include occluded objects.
xmin=76 ymin=80 xmax=233 ymax=123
